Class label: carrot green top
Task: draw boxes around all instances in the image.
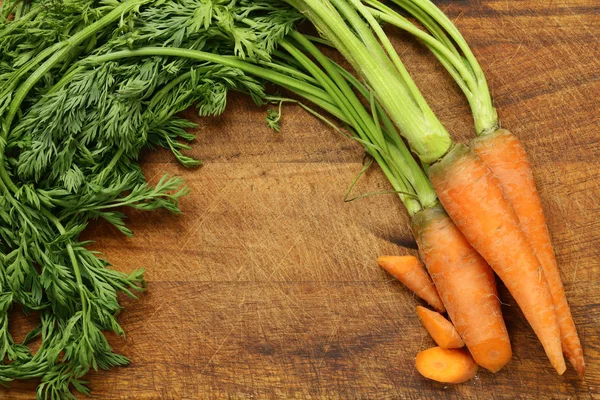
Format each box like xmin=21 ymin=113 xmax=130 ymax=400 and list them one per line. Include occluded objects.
xmin=285 ymin=0 xmax=453 ymax=163
xmin=364 ymin=0 xmax=499 ymax=136
xmin=82 ymin=32 xmax=438 ymax=216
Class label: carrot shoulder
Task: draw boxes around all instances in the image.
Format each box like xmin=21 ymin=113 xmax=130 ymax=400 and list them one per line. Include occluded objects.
xmin=378 ymin=255 xmax=445 ymax=312
xmin=429 ymin=144 xmax=566 ymax=375
xmin=416 ymin=306 xmax=464 ymax=349
xmin=412 ymin=206 xmax=511 ymax=373
xmin=472 ymin=129 xmax=584 ymax=377
xmin=416 ymin=347 xmax=478 ymax=384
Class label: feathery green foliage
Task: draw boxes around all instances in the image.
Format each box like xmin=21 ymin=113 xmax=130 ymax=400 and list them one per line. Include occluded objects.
xmin=0 ymin=1 xmax=302 ymax=398
xmin=1 ymin=0 xmax=453 ymax=397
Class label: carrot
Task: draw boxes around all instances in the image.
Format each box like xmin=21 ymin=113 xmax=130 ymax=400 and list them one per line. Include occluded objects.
xmin=378 ymin=255 xmax=445 ymax=312
xmin=416 ymin=306 xmax=464 ymax=349
xmin=412 ymin=206 xmax=511 ymax=372
xmin=364 ymin=0 xmax=576 ymax=376
xmin=429 ymin=144 xmax=566 ymax=375
xmin=472 ymin=129 xmax=585 ymax=376
xmin=281 ymin=0 xmax=571 ymax=374
xmin=415 ymin=347 xmax=478 ymax=384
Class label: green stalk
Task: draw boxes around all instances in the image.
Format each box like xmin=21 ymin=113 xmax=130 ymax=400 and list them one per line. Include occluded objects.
xmin=94 ymin=148 xmax=125 ymax=185
xmin=343 ymin=0 xmax=429 ymax=110
xmin=272 ymin=50 xmax=309 ymax=71
xmin=278 ymin=86 xmax=348 ymax=122
xmin=0 ymin=43 xmax=66 ymax=111
xmin=279 ymin=40 xmax=419 ymax=212
xmin=281 ymin=38 xmax=419 ymax=210
xmin=385 ymin=0 xmax=498 ymax=134
xmin=47 ymin=65 xmax=86 ymax=96
xmin=330 ymin=62 xmax=437 ymax=209
xmin=327 ymin=0 xmax=406 ymax=90
xmin=261 ymin=61 xmax=321 ymax=85
xmin=380 ymin=0 xmax=458 ymax=57
xmin=286 ymin=0 xmax=452 ymax=163
xmin=85 ymin=48 xmax=333 ymax=104
xmin=363 ymin=6 xmax=474 ymax=104
xmin=287 ymin=33 xmax=438 ymax=212
xmin=283 ymin=34 xmax=387 ymax=151
xmin=148 ymin=70 xmax=194 ymax=110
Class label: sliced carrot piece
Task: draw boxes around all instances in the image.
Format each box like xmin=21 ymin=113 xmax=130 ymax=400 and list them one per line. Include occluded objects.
xmin=378 ymin=255 xmax=444 ymax=312
xmin=417 ymin=306 xmax=464 ymax=349
xmin=416 ymin=347 xmax=478 ymax=384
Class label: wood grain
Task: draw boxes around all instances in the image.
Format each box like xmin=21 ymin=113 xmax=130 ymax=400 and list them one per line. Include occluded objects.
xmin=2 ymin=0 xmax=600 ymax=398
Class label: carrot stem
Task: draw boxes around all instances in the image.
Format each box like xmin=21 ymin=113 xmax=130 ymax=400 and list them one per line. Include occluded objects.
xmin=370 ymin=0 xmax=498 ymax=135
xmin=285 ymin=0 xmax=453 ymax=163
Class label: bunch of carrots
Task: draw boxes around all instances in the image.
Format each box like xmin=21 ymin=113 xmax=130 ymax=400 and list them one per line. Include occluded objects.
xmin=349 ymin=0 xmax=586 ymax=382
xmin=279 ymin=0 xmax=584 ymax=378
xmin=174 ymin=0 xmax=586 ymax=383
xmin=0 ymin=0 xmax=584 ymax=393
xmin=115 ymin=0 xmax=583 ymax=382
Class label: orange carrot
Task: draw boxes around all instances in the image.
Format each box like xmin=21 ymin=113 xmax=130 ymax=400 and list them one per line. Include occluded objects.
xmin=378 ymin=255 xmax=445 ymax=312
xmin=429 ymin=144 xmax=566 ymax=375
xmin=416 ymin=306 xmax=464 ymax=349
xmin=412 ymin=206 xmax=511 ymax=372
xmin=415 ymin=347 xmax=478 ymax=384
xmin=472 ymin=129 xmax=584 ymax=376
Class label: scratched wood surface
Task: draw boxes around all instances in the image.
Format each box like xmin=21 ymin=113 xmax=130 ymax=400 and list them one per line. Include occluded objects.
xmin=3 ymin=0 xmax=600 ymax=399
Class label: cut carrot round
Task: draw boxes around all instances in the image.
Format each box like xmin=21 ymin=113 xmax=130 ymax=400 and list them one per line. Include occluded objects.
xmin=416 ymin=306 xmax=464 ymax=349
xmin=416 ymin=347 xmax=478 ymax=384
xmin=378 ymin=255 xmax=444 ymax=312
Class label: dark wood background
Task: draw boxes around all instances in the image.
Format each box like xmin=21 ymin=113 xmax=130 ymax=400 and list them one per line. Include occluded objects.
xmin=3 ymin=0 xmax=599 ymax=398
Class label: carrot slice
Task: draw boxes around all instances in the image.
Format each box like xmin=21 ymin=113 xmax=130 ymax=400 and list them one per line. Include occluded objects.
xmin=412 ymin=206 xmax=511 ymax=373
xmin=417 ymin=306 xmax=464 ymax=349
xmin=472 ymin=129 xmax=584 ymax=377
xmin=429 ymin=144 xmax=566 ymax=375
xmin=416 ymin=347 xmax=478 ymax=384
xmin=378 ymin=255 xmax=444 ymax=312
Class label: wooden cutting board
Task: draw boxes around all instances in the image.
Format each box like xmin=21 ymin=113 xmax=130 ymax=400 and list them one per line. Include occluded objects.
xmin=3 ymin=0 xmax=599 ymax=398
